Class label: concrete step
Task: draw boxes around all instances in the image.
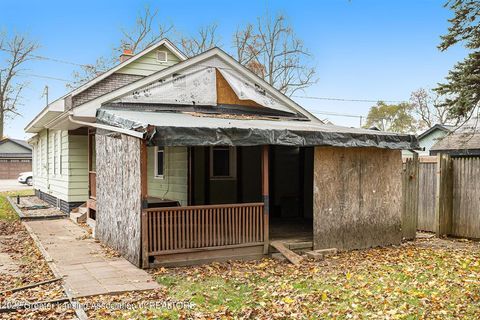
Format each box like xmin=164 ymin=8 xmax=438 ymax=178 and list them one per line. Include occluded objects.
xmin=305 ymin=248 xmax=338 ymax=261
xmin=70 ymin=209 xmax=87 ymax=224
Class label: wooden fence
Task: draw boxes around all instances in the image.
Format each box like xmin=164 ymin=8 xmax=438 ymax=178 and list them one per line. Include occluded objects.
xmin=404 ymin=155 xmax=480 ymax=239
xmin=142 ymin=203 xmax=265 ymax=265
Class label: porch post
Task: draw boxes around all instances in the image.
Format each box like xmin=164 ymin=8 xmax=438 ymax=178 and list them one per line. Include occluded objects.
xmin=262 ymin=145 xmax=270 ymax=254
xmin=140 ymin=139 xmax=149 ymax=268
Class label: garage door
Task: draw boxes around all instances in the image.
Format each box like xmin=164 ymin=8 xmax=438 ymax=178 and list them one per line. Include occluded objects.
xmin=0 ymin=159 xmax=32 ymax=179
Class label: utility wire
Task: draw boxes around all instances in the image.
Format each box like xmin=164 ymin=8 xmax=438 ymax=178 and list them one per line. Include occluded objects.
xmin=17 ymin=72 xmax=72 ymax=83
xmin=0 ymin=47 xmax=89 ymax=67
xmin=293 ymin=95 xmax=406 ymax=103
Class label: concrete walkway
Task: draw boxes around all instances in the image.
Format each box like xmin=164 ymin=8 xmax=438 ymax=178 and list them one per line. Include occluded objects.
xmin=24 ymin=219 xmax=159 ymax=297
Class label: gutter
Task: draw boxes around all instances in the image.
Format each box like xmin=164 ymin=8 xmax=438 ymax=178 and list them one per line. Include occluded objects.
xmin=68 ymin=116 xmax=145 ymax=139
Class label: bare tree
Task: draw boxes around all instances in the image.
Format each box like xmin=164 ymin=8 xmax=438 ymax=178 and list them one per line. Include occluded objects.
xmin=118 ymin=6 xmax=173 ymax=55
xmin=69 ymin=5 xmax=173 ymax=89
xmin=233 ymin=14 xmax=317 ymax=96
xmin=0 ymin=32 xmax=39 ymax=138
xmin=409 ymin=88 xmax=452 ymax=130
xmin=180 ymin=23 xmax=221 ymax=57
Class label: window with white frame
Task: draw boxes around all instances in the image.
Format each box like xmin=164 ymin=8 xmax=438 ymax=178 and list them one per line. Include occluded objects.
xmin=57 ymin=132 xmax=62 ymax=175
xmin=157 ymin=50 xmax=168 ymax=62
xmin=154 ymin=147 xmax=165 ymax=178
xmin=210 ymin=147 xmax=236 ymax=179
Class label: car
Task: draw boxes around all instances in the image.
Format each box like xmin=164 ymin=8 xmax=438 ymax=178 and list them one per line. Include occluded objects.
xmin=18 ymin=172 xmax=33 ymax=186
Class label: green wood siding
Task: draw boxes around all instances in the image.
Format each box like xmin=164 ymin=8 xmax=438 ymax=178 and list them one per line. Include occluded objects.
xmin=32 ymin=129 xmax=88 ymax=204
xmin=147 ymin=146 xmax=188 ymax=205
xmin=116 ymin=45 xmax=181 ymax=76
xmin=0 ymin=140 xmax=30 ymax=153
xmin=67 ymin=135 xmax=88 ymax=202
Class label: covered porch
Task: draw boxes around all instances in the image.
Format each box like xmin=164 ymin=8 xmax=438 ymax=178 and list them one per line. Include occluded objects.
xmin=91 ymin=108 xmax=416 ymax=268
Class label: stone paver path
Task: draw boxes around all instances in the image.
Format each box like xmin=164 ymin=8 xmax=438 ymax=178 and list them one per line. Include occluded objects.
xmin=25 ymin=219 xmax=159 ymax=297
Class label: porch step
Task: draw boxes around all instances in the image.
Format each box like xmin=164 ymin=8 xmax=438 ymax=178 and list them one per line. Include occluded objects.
xmin=70 ymin=204 xmax=87 ymax=224
xmin=270 ymin=241 xmax=303 ymax=266
xmin=269 ymin=241 xmax=313 ymax=254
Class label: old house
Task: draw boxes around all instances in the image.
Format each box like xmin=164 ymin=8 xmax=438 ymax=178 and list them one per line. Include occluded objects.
xmin=26 ymin=39 xmax=418 ymax=267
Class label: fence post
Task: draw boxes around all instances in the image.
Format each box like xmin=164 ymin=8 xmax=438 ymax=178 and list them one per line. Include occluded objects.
xmin=141 ymin=210 xmax=149 ymax=268
xmin=401 ymin=153 xmax=419 ymax=240
xmin=435 ymin=154 xmax=453 ymax=236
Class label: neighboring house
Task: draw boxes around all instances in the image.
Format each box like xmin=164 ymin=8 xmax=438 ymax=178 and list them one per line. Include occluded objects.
xmin=403 ymin=124 xmax=454 ymax=158
xmin=431 ymin=130 xmax=480 ymax=156
xmin=25 ymin=39 xmax=418 ymax=267
xmin=0 ymin=138 xmax=32 ymax=179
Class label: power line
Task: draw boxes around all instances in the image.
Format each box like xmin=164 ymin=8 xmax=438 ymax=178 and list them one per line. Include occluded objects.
xmin=18 ymin=72 xmax=72 ymax=83
xmin=0 ymin=47 xmax=89 ymax=67
xmin=293 ymin=95 xmax=406 ymax=103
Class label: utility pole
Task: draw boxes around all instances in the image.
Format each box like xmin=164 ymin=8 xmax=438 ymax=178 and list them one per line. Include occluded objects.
xmin=41 ymin=85 xmax=49 ymax=106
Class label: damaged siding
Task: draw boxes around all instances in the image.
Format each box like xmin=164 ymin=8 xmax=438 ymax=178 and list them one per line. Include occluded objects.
xmin=313 ymin=147 xmax=403 ymax=250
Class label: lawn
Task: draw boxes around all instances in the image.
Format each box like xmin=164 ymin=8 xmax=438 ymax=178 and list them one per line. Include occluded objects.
xmin=84 ymin=237 xmax=480 ymax=319
xmin=0 ymin=190 xmax=33 ymax=220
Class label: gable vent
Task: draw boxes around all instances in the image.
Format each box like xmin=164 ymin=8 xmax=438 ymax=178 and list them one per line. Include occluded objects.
xmin=157 ymin=50 xmax=168 ymax=63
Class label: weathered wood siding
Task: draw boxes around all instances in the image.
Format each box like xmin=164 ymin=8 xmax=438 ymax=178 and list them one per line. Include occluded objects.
xmin=313 ymin=147 xmax=403 ymax=250
xmin=147 ymin=146 xmax=188 ymax=205
xmin=401 ymin=156 xmax=419 ymax=240
xmin=417 ymin=162 xmax=437 ymax=232
xmin=451 ymin=157 xmax=480 ymax=238
xmin=96 ymin=133 xmax=142 ymax=266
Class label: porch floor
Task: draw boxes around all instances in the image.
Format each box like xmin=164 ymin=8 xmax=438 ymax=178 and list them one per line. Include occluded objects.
xmin=269 ymin=218 xmax=313 ymax=242
xmin=24 ymin=219 xmax=159 ymax=297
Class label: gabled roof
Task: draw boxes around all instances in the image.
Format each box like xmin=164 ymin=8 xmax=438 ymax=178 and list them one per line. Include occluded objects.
xmin=72 ymin=47 xmax=320 ymax=122
xmin=25 ymin=39 xmax=187 ymax=133
xmin=0 ymin=138 xmax=32 ymax=151
xmin=417 ymin=124 xmax=454 ymax=140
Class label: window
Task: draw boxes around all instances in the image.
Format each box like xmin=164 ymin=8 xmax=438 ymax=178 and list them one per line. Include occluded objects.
xmin=154 ymin=147 xmax=165 ymax=178
xmin=157 ymin=50 xmax=168 ymax=62
xmin=58 ymin=132 xmax=62 ymax=175
xmin=210 ymin=147 xmax=236 ymax=179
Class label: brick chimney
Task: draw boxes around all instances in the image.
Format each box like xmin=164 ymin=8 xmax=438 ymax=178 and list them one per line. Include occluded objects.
xmin=120 ymin=48 xmax=133 ymax=63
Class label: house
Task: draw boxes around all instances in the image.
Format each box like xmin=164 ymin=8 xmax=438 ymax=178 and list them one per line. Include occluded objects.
xmin=0 ymin=138 xmax=32 ymax=179
xmin=26 ymin=39 xmax=418 ymax=267
xmin=430 ymin=127 xmax=480 ymax=156
xmin=403 ymin=124 xmax=454 ymax=158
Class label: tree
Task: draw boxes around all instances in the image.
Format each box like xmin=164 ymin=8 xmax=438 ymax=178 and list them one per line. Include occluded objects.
xmin=180 ymin=23 xmax=221 ymax=57
xmin=0 ymin=32 xmax=39 ymax=138
xmin=363 ymin=101 xmax=417 ymax=133
xmin=409 ymin=88 xmax=451 ymax=129
xmin=434 ymin=0 xmax=480 ymax=121
xmin=68 ymin=6 xmax=174 ymax=89
xmin=233 ymin=14 xmax=316 ymax=96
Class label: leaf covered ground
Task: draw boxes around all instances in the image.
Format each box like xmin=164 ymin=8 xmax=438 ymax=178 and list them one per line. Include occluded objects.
xmin=0 ymin=191 xmax=76 ymax=319
xmin=83 ymin=236 xmax=480 ymax=319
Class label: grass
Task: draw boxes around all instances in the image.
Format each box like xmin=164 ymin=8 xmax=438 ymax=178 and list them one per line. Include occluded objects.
xmin=0 ymin=190 xmax=34 ymax=220
xmin=83 ymin=237 xmax=480 ymax=319
xmin=146 ymin=242 xmax=480 ymax=319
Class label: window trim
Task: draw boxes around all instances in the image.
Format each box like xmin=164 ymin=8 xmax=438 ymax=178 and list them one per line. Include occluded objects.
xmin=210 ymin=146 xmax=237 ymax=180
xmin=154 ymin=146 xmax=165 ymax=179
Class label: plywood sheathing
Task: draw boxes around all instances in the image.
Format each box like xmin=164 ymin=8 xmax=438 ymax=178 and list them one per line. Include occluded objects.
xmin=215 ymin=69 xmax=263 ymax=108
xmin=313 ymin=147 xmax=403 ymax=251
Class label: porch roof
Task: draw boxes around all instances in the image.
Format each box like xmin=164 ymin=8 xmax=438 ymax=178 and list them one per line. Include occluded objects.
xmin=96 ymin=108 xmax=419 ymax=150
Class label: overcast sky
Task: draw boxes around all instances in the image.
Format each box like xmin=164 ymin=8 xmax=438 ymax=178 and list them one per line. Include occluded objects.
xmin=0 ymin=0 xmax=468 ymax=139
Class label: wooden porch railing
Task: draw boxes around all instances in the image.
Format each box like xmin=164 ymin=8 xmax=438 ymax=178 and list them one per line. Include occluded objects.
xmin=89 ymin=171 xmax=96 ymax=199
xmin=142 ymin=203 xmax=265 ymax=258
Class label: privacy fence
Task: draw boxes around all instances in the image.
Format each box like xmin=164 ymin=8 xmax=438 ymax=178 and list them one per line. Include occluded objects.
xmin=402 ymin=155 xmax=480 ymax=239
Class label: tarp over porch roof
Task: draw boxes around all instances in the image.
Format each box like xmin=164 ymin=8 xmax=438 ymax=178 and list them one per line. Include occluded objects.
xmin=96 ymin=108 xmax=419 ymax=150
